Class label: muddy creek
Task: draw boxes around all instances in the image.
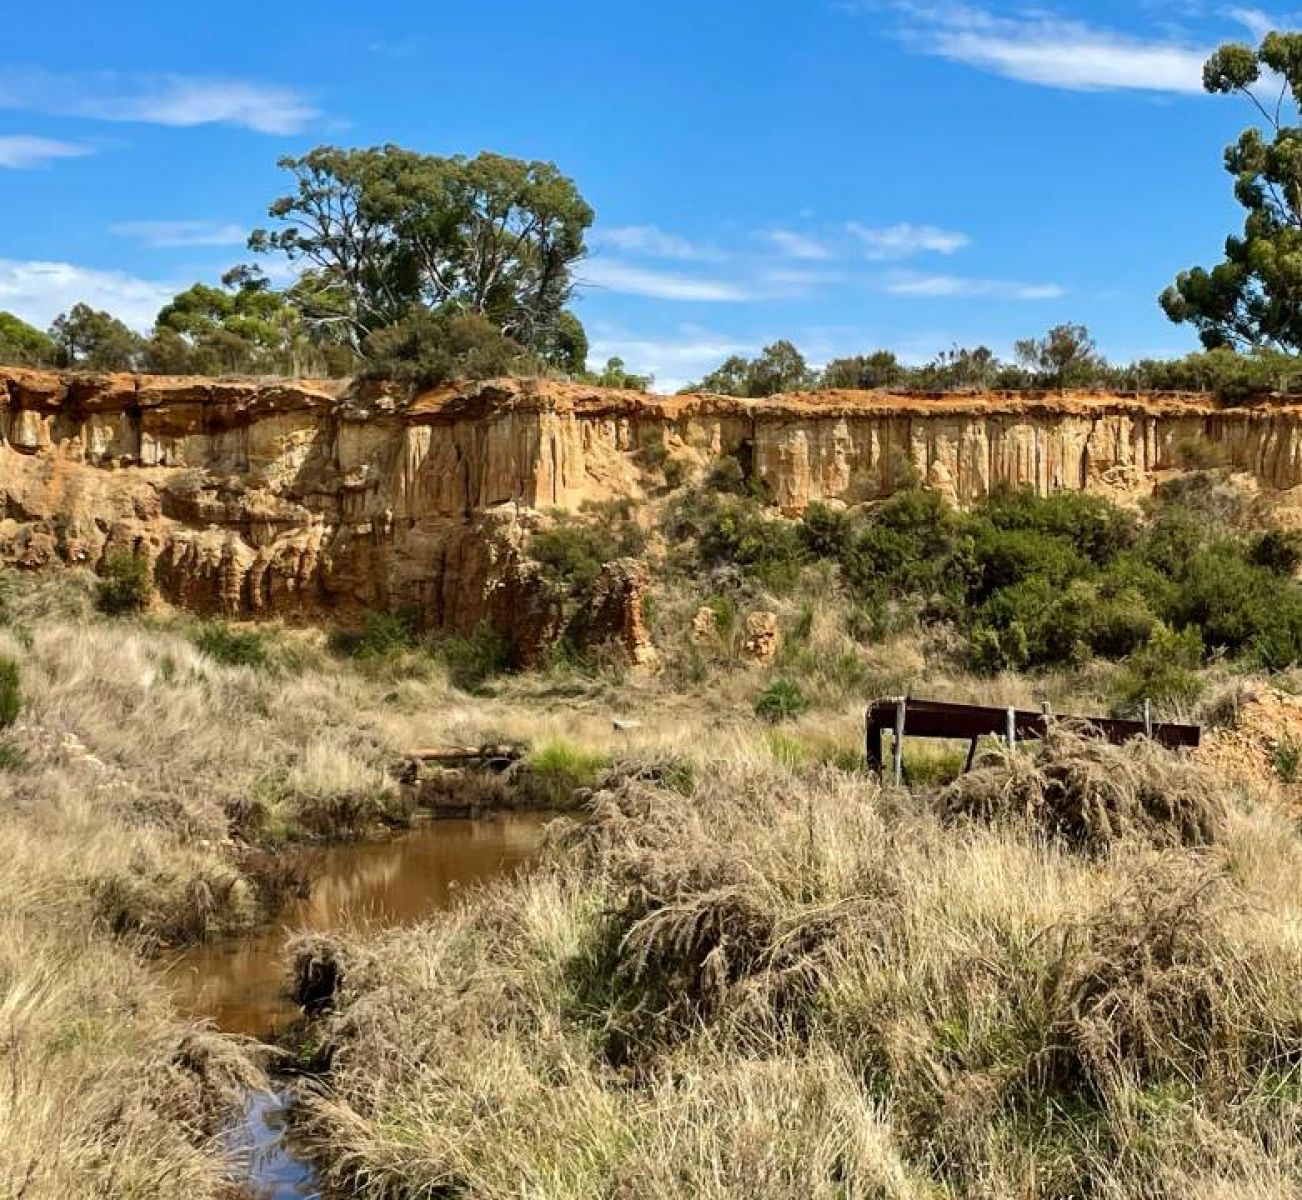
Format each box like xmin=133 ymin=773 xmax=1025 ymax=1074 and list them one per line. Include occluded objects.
xmin=160 ymin=814 xmax=551 ymax=1198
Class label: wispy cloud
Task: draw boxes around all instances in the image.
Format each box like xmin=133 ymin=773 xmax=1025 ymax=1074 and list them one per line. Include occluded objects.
xmin=592 ymin=224 xmax=724 ymax=261
xmin=762 ymin=229 xmax=834 ymax=260
xmin=0 ymin=259 xmax=176 ymax=330
xmin=109 ymin=219 xmax=248 ymax=248
xmin=580 ymin=259 xmax=750 ymax=302
xmin=0 ymin=68 xmax=319 ymax=133
xmin=884 ymin=270 xmax=1065 ymax=299
xmin=0 ymin=135 xmax=93 ymax=169
xmin=881 ymin=3 xmax=1210 ymax=93
xmin=848 ymin=221 xmax=971 ymax=259
xmin=588 ymin=324 xmax=754 ymax=391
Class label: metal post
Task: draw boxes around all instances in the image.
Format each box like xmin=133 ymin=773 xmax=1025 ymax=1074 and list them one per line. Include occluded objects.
xmin=866 ymin=714 xmax=883 ymax=775
xmin=893 ymin=696 xmax=906 ymax=787
xmin=1006 ymin=705 xmax=1016 ymax=750
xmin=1143 ymin=698 xmax=1152 ymax=739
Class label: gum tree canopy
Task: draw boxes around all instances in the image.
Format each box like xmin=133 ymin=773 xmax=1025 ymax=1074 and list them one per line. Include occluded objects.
xmin=1162 ymin=32 xmax=1302 ymax=351
xmin=249 ymin=145 xmax=593 ymax=363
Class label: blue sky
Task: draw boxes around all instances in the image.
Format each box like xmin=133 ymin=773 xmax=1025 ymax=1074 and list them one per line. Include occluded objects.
xmin=0 ymin=1 xmax=1295 ymax=388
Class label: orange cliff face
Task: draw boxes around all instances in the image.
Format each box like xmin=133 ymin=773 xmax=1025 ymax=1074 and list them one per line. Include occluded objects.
xmin=2 ymin=366 xmax=1301 ymax=629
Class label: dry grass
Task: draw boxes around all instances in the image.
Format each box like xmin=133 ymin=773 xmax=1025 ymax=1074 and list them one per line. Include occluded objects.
xmin=942 ymin=727 xmax=1228 ymax=851
xmin=295 ymin=741 xmax=1302 ymax=1198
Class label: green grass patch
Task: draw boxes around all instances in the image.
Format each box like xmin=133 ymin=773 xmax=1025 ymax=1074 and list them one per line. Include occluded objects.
xmin=192 ymin=622 xmax=270 ymax=669
xmin=516 ymin=738 xmax=611 ymax=808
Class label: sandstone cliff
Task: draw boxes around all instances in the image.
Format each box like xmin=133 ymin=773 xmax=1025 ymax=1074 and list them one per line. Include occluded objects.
xmin=3 ymin=367 xmax=1300 ymax=634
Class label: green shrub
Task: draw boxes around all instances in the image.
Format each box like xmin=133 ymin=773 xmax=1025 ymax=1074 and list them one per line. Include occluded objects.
xmin=675 ymin=490 xmax=806 ymax=591
xmin=1272 ymin=737 xmax=1302 ymax=784
xmin=329 ymin=610 xmax=421 ymax=659
xmin=437 ymin=623 xmax=515 ymax=692
xmin=754 ymin=678 xmax=811 ymax=723
xmin=0 ymin=656 xmax=18 ymax=728
xmin=531 ymin=511 xmax=645 ymax=593
xmin=96 ymin=552 xmax=152 ymax=615
xmin=1249 ymin=529 xmax=1302 ymax=576
xmin=798 ymin=503 xmax=851 ymax=559
xmin=980 ymin=487 xmax=1137 ymax=566
xmin=1111 ymin=625 xmax=1205 ymax=716
xmin=193 ymin=622 xmax=269 ymax=669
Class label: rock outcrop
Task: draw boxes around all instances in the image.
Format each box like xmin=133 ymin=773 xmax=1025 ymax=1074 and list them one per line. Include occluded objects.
xmin=6 ymin=368 xmax=1302 ymax=639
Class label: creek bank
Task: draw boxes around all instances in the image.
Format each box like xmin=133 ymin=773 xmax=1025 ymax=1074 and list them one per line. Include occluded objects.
xmin=162 ymin=813 xmax=553 ymax=1198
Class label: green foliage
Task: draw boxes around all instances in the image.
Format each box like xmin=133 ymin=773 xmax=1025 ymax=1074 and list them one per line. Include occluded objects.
xmin=329 ymin=610 xmax=420 ymax=659
xmin=672 ymin=489 xmax=806 ymax=591
xmin=1162 ymin=32 xmax=1302 ymax=352
xmin=754 ymin=678 xmax=810 ymax=723
xmin=251 ymin=145 xmax=593 ymax=366
xmin=820 ymin=350 xmax=904 ymax=390
xmin=530 ymin=507 xmax=646 ymax=593
xmin=520 ymin=739 xmax=609 ymax=806
xmin=50 ymin=303 xmax=143 ymax=371
xmin=584 ymin=356 xmax=651 ymax=391
xmin=798 ymin=502 xmax=851 ymax=559
xmin=436 ymin=623 xmax=516 ymax=692
xmin=192 ymin=622 xmax=270 ymax=669
xmin=147 ymin=266 xmax=349 ymax=377
xmin=96 ymin=553 xmax=152 ymax=616
xmin=1014 ymin=323 xmax=1102 ymax=388
xmin=1111 ymin=625 xmax=1206 ymax=716
xmin=1272 ymin=736 xmax=1302 ymax=784
xmin=1248 ymin=529 xmax=1302 ymax=575
xmin=690 ymin=340 xmax=813 ymax=397
xmin=361 ymin=308 xmax=532 ymax=386
xmin=0 ymin=657 xmax=19 ymax=728
xmin=0 ymin=311 xmax=55 ymax=366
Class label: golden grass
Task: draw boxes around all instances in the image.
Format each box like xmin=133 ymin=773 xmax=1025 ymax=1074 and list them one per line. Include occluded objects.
xmin=296 ymin=744 xmax=1302 ymax=1199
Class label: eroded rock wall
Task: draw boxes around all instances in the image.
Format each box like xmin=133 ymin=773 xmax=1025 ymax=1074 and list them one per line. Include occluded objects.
xmin=3 ymin=368 xmax=1302 ymax=629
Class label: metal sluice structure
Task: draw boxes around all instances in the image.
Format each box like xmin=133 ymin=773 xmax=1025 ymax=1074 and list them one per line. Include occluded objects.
xmin=865 ymin=696 xmax=1202 ymax=784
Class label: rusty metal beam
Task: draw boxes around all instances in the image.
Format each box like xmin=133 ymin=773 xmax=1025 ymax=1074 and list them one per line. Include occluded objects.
xmin=864 ymin=696 xmax=1200 ymax=766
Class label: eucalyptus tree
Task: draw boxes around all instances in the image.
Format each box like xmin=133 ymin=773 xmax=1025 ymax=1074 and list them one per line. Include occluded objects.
xmin=249 ymin=145 xmax=593 ymax=367
xmin=1162 ymin=32 xmax=1302 ymax=350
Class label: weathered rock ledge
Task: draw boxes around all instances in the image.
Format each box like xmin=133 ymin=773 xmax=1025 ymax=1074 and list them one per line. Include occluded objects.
xmin=2 ymin=368 xmax=1300 ymax=633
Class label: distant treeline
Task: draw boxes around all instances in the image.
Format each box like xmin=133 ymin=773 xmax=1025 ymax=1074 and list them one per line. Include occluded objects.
xmin=679 ymin=326 xmax=1302 ymax=403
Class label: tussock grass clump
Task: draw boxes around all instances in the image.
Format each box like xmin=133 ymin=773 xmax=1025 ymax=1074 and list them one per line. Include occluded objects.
xmin=941 ymin=727 xmax=1227 ymax=850
xmin=191 ymin=620 xmax=270 ymax=668
xmin=510 ymin=737 xmax=611 ymax=808
xmin=298 ymin=742 xmax=1302 ymax=1198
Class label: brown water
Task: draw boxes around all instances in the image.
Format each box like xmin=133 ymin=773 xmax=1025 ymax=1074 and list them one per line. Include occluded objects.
xmin=159 ymin=814 xmax=550 ymax=1199
xmin=163 ymin=814 xmax=550 ymax=1039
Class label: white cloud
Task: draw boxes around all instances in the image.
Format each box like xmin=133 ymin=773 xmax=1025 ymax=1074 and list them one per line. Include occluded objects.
xmin=884 ymin=270 xmax=1065 ymax=299
xmin=587 ymin=325 xmax=754 ymax=392
xmin=579 ymin=259 xmax=750 ymax=302
xmin=762 ymin=229 xmax=834 ymax=259
xmin=0 ymin=68 xmax=319 ymax=133
xmin=1226 ymin=7 xmax=1277 ymax=41
xmin=0 ymin=135 xmax=93 ymax=169
xmin=592 ymin=224 xmax=723 ymax=261
xmin=886 ymin=3 xmax=1209 ymax=93
xmin=110 ymin=219 xmax=248 ymax=248
xmin=0 ymin=259 xmax=176 ymax=331
xmin=848 ymin=221 xmax=971 ymax=259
